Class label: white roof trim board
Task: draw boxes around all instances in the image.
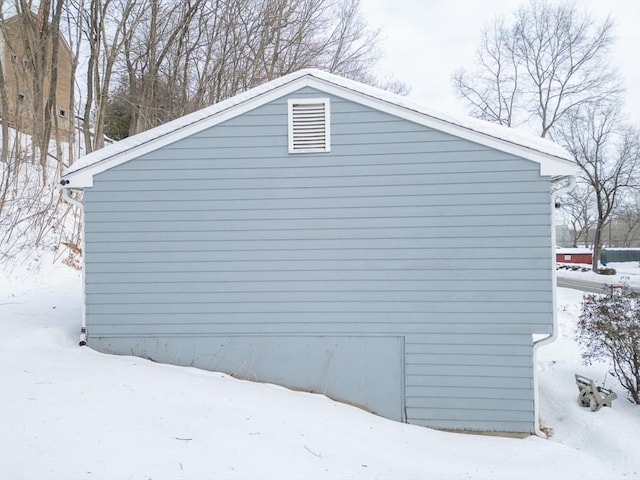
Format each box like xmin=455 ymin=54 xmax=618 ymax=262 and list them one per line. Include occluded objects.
xmin=61 ymin=69 xmax=577 ymax=188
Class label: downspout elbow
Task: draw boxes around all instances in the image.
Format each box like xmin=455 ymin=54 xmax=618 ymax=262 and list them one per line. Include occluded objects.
xmin=61 ymin=185 xmax=83 ymax=209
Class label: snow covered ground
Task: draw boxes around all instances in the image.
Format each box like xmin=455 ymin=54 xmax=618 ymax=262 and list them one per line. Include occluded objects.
xmin=1 ymin=259 xmax=639 ymax=479
xmin=557 ymin=261 xmax=640 ymax=288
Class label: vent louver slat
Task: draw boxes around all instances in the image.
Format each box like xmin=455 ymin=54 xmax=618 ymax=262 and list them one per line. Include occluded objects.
xmin=288 ymin=99 xmax=330 ymax=153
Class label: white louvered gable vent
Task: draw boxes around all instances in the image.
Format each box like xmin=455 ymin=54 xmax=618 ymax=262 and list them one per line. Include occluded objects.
xmin=288 ymin=98 xmax=330 ymax=153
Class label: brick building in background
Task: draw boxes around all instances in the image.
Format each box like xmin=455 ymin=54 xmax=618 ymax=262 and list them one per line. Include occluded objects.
xmin=0 ymin=9 xmax=74 ymax=142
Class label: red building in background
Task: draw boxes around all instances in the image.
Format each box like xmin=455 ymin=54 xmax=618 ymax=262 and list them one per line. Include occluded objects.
xmin=556 ymin=248 xmax=592 ymax=265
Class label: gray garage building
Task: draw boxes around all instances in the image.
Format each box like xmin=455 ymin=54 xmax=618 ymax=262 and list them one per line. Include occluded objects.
xmin=61 ymin=69 xmax=576 ymax=434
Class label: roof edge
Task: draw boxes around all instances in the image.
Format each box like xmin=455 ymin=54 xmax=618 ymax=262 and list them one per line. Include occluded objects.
xmin=62 ymin=69 xmax=577 ymax=188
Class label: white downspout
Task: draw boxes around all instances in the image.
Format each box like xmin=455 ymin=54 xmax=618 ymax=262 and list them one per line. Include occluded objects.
xmin=62 ymin=186 xmax=83 ymax=209
xmin=532 ymin=175 xmax=576 ymax=437
xmin=61 ymin=186 xmax=87 ymax=346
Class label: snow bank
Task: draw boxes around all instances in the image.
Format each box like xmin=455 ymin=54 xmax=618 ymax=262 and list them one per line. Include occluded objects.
xmin=557 ymin=261 xmax=640 ymax=288
xmin=1 ymin=260 xmax=638 ymax=479
xmin=556 ymin=247 xmax=593 ymax=255
xmin=539 ymin=287 xmax=640 ymax=476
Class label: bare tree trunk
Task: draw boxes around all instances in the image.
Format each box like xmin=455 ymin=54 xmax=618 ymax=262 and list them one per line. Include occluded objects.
xmin=0 ymin=51 xmax=9 ymax=165
xmin=43 ymin=0 xmax=65 ymax=174
xmin=64 ymin=0 xmax=84 ymax=165
xmin=0 ymin=52 xmax=11 ymax=215
xmin=14 ymin=0 xmax=65 ymax=182
xmin=592 ymin=220 xmax=603 ymax=271
xmin=82 ymin=0 xmax=99 ymax=153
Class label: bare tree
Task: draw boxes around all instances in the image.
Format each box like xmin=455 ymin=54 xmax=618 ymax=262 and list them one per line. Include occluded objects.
xmin=615 ymin=195 xmax=640 ymax=247
xmin=0 ymin=0 xmax=80 ymax=264
xmin=453 ymin=0 xmax=636 ymax=272
xmin=557 ymin=103 xmax=640 ymax=270
xmin=0 ymin=32 xmax=9 ymax=168
xmin=319 ymin=0 xmax=380 ymax=80
xmin=121 ymin=0 xmax=208 ymax=136
xmin=561 ymin=183 xmax=595 ymax=247
xmin=113 ymin=0 xmax=382 ymax=137
xmin=14 ymin=0 xmax=66 ymax=178
xmin=0 ymin=43 xmax=11 ymax=214
xmin=453 ymin=0 xmax=620 ymax=138
xmin=453 ymin=18 xmax=520 ymax=127
xmin=61 ymin=0 xmax=83 ymax=164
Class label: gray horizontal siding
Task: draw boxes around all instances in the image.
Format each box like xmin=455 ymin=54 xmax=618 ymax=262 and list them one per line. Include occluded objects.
xmin=405 ymin=339 xmax=534 ymax=430
xmin=85 ymin=280 xmax=551 ymax=294
xmin=97 ymin=140 xmax=502 ymax=158
xmin=406 ymin=353 xmax=533 ymax=367
xmin=84 ymin=228 xmax=549 ymax=243
xmin=100 ymin=158 xmax=540 ymax=179
xmin=92 ymin=170 xmax=541 ymax=189
xmin=84 ymin=206 xmax=550 ymax=221
xmin=83 ymin=248 xmax=551 ymax=263
xmin=407 ymin=364 xmax=532 ymax=377
xmin=109 ymin=150 xmax=538 ymax=167
xmin=84 ymin=280 xmax=551 ymax=298
xmin=407 ymin=397 xmax=533 ymax=411
xmin=409 ymin=408 xmax=532 ymax=422
xmin=87 ymin=321 xmax=551 ymax=336
xmin=83 ymin=236 xmax=550 ymax=250
xmin=85 ymin=258 xmax=551 ymax=273
xmin=407 ymin=386 xmax=532 ymax=399
xmin=85 ymin=293 xmax=550 ymax=305
xmin=83 ymin=183 xmax=548 ymax=202
xmin=84 ymin=237 xmax=550 ymax=250
xmin=85 ymin=301 xmax=550 ymax=315
xmin=83 ymin=86 xmax=552 ymax=433
xmin=85 ymin=218 xmax=548 ymax=233
xmin=84 ymin=194 xmax=547 ymax=211
xmin=85 ymin=209 xmax=549 ymax=227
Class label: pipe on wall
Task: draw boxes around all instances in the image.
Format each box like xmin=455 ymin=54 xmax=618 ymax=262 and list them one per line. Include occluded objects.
xmin=61 ymin=186 xmax=87 ymax=346
xmin=532 ymin=174 xmax=576 ymax=438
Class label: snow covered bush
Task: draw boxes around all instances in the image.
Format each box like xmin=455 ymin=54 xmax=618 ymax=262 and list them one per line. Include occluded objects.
xmin=577 ymin=287 xmax=640 ymax=404
xmin=596 ymin=267 xmax=617 ymax=275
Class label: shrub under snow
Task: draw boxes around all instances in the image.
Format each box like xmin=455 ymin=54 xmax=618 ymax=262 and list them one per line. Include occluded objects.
xmin=578 ymin=287 xmax=640 ymax=404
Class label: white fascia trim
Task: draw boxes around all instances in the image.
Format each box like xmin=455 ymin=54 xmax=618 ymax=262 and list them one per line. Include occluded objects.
xmin=62 ymin=77 xmax=314 ymax=188
xmin=63 ymin=72 xmax=576 ymax=188
xmin=307 ymin=78 xmax=577 ymax=177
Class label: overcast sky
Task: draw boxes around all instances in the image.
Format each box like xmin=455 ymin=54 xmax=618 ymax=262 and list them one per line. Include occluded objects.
xmin=359 ymin=0 xmax=640 ymax=127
